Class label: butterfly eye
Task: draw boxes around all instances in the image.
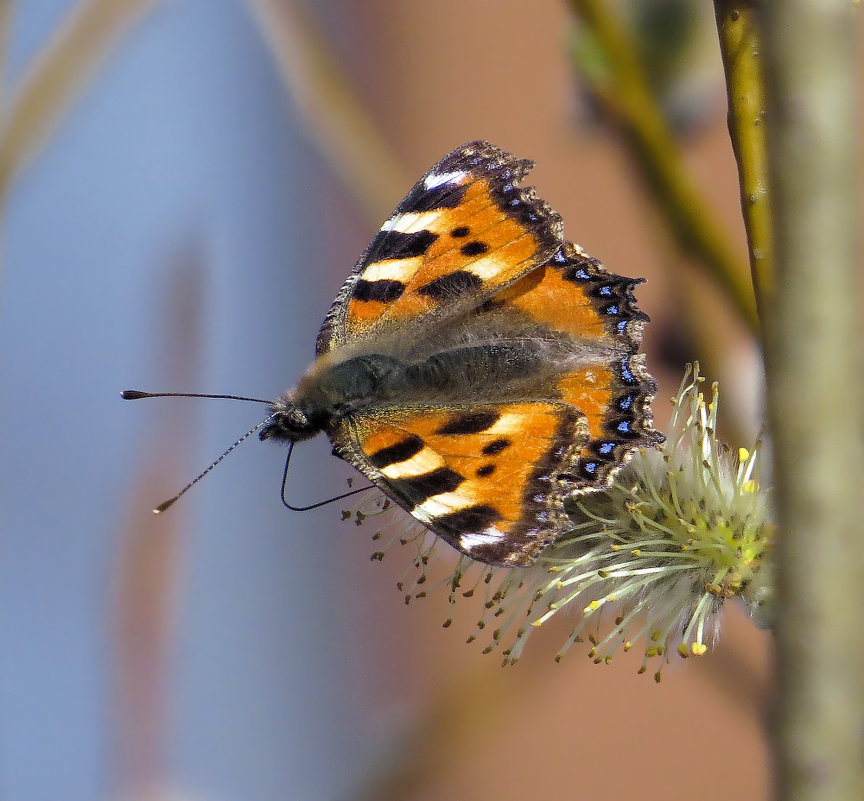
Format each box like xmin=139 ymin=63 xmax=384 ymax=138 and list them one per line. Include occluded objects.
xmin=260 ymin=404 xmax=323 ymax=443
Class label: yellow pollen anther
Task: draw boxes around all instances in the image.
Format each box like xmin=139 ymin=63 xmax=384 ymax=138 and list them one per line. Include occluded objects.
xmin=691 ymin=643 xmax=708 ymax=656
xmin=738 ymin=447 xmax=750 ymax=462
xmin=677 ymin=644 xmax=690 ymax=658
xmin=742 ymin=479 xmax=758 ymax=493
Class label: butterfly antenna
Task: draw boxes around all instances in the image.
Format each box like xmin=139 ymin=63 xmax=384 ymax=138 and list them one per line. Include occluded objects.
xmin=122 ymin=389 xmax=375 ymax=512
xmin=152 ymin=415 xmax=277 ymax=514
xmin=121 ymin=390 xmax=272 ymax=404
xmin=280 ymin=440 xmax=374 ymax=512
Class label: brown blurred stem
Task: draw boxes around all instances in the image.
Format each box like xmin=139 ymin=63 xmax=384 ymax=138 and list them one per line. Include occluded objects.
xmin=247 ymin=0 xmax=408 ymax=226
xmin=713 ymin=1 xmax=773 ymax=324
xmin=0 ymin=0 xmax=159 ymax=207
xmin=0 ymin=2 xmax=13 ymax=106
xmin=568 ymin=0 xmax=759 ymax=336
xmin=762 ymin=1 xmax=864 ymax=800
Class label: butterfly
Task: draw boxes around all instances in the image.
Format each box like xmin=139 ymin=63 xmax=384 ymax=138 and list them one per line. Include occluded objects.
xmin=254 ymin=141 xmax=661 ymax=567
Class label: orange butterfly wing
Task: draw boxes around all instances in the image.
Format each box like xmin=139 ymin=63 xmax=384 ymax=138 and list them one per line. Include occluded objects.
xmin=332 ymin=402 xmax=587 ymax=566
xmin=316 ymin=141 xmax=563 ymax=355
xmin=327 ymin=243 xmax=660 ymax=566
xmin=306 ymin=141 xmax=660 ymax=566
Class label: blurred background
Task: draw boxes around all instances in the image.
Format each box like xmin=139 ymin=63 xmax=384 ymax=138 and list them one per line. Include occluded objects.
xmin=0 ymin=1 xmax=780 ymax=799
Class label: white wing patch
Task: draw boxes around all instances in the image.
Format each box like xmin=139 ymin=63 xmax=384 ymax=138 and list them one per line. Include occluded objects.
xmin=380 ymin=210 xmax=443 ymax=234
xmin=423 ymin=170 xmax=466 ymax=190
xmin=484 ymin=412 xmax=532 ymax=438
xmin=379 ymin=446 xmax=446 ymax=479
xmin=415 ymin=491 xmax=476 ymax=523
xmin=459 ymin=528 xmax=506 ymax=551
xmin=362 ymin=257 xmax=424 ymax=283
xmin=463 ymin=254 xmax=511 ymax=282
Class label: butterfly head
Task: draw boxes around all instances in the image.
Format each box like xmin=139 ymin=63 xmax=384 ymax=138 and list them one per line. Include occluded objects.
xmin=260 ymin=394 xmax=328 ymax=443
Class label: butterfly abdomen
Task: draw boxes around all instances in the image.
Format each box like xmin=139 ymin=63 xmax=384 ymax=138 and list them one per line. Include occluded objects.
xmin=303 ymin=342 xmax=551 ymax=417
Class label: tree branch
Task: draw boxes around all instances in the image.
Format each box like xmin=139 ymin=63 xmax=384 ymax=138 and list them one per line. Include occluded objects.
xmin=762 ymin=1 xmax=864 ymax=798
xmin=568 ymin=0 xmax=759 ymax=335
xmin=713 ymin=1 xmax=773 ymax=322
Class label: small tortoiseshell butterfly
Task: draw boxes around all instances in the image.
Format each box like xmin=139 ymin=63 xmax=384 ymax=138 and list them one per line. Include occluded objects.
xmin=257 ymin=141 xmax=661 ymax=567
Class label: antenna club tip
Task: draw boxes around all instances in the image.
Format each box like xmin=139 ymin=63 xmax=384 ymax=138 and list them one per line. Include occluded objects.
xmin=154 ymin=497 xmax=178 ymax=514
xmin=121 ymin=390 xmax=147 ymax=400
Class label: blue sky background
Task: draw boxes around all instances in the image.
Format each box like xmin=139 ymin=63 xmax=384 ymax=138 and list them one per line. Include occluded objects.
xmin=0 ymin=2 xmax=377 ymax=799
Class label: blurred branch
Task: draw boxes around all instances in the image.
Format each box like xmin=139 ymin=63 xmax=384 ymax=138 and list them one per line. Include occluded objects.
xmin=568 ymin=0 xmax=759 ymax=336
xmin=246 ymin=0 xmax=408 ymax=225
xmin=713 ymin=1 xmax=773 ymax=322
xmin=0 ymin=0 xmax=160 ymax=204
xmin=762 ymin=2 xmax=864 ymax=800
xmin=0 ymin=2 xmax=14 ymax=108
xmin=114 ymin=244 xmax=206 ymax=798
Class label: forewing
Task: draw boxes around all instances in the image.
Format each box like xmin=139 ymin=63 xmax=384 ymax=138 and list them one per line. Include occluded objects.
xmin=316 ymin=141 xmax=563 ymax=355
